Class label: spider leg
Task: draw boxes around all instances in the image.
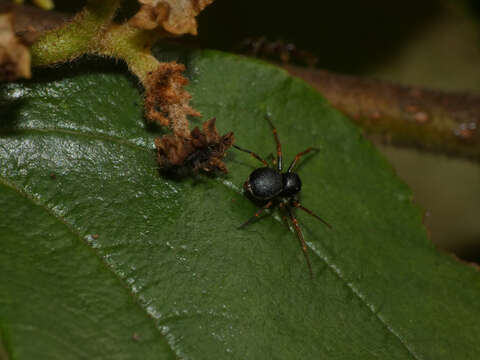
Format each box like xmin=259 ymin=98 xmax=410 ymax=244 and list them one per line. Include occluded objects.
xmin=278 ymin=202 xmax=292 ymax=230
xmin=266 ymin=153 xmax=276 ymax=167
xmin=287 ymin=148 xmax=314 ymax=173
xmin=233 ymin=145 xmax=269 ymax=167
xmin=265 ymin=114 xmax=283 ymax=171
xmin=292 ymin=201 xmax=332 ymax=229
xmin=238 ymin=200 xmax=273 ymax=229
xmin=286 ymin=204 xmax=313 ymax=278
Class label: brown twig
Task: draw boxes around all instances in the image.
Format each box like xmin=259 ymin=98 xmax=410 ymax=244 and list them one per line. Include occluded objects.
xmin=285 ymin=64 xmax=480 ymax=161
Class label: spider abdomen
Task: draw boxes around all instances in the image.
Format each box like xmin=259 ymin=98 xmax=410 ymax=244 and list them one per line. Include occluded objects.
xmin=245 ymin=167 xmax=283 ymax=200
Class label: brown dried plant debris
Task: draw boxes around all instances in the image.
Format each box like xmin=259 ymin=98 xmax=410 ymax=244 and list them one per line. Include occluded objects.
xmin=0 ymin=11 xmax=31 ymax=81
xmin=144 ymin=61 xmax=201 ymax=137
xmin=155 ymin=118 xmax=235 ymax=173
xmin=131 ymin=0 xmax=214 ymax=35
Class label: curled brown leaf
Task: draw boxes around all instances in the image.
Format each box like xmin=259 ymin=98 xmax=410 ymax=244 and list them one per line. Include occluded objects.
xmin=155 ymin=118 xmax=235 ymax=173
xmin=131 ymin=0 xmax=214 ymax=35
xmin=144 ymin=61 xmax=201 ymax=137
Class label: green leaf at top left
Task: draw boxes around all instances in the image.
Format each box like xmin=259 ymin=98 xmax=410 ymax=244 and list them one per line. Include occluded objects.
xmin=0 ymin=70 xmax=176 ymax=359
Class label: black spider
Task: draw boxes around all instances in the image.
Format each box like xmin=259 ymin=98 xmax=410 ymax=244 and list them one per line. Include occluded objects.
xmin=234 ymin=115 xmax=332 ymax=277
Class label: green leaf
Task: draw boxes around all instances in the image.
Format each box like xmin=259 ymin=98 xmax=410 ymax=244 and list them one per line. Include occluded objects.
xmin=1 ymin=51 xmax=479 ymax=359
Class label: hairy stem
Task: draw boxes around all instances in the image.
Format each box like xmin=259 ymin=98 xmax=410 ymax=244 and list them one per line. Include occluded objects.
xmin=30 ymin=0 xmax=121 ymax=65
xmin=97 ymin=23 xmax=162 ymax=82
xmin=285 ymin=65 xmax=480 ymax=161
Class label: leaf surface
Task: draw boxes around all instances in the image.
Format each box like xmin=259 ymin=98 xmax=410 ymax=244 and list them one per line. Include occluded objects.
xmin=0 ymin=52 xmax=479 ymax=359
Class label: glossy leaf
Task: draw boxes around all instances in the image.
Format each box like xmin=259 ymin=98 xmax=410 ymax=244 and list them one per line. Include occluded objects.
xmin=0 ymin=52 xmax=479 ymax=359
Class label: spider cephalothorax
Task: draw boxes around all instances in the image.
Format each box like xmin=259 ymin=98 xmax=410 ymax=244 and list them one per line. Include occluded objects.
xmin=234 ymin=115 xmax=331 ymax=277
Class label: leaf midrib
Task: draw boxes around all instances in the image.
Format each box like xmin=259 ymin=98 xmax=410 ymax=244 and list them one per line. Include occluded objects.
xmin=1 ymin=127 xmax=421 ymax=359
xmin=0 ymin=176 xmax=179 ymax=360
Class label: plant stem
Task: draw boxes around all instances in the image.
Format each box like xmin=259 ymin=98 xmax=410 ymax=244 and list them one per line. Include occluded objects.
xmin=30 ymin=0 xmax=121 ymax=65
xmin=285 ymin=65 xmax=480 ymax=161
xmin=97 ymin=23 xmax=162 ymax=82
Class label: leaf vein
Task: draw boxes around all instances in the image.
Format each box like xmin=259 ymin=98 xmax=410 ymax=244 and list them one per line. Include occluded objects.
xmin=0 ymin=127 xmax=154 ymax=152
xmin=2 ymin=127 xmax=421 ymax=358
xmin=0 ymin=176 xmax=179 ymax=359
xmin=308 ymin=245 xmax=421 ymax=359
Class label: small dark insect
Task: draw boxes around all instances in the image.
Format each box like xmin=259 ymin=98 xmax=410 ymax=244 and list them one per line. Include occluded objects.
xmin=236 ymin=36 xmax=318 ymax=68
xmin=234 ymin=115 xmax=331 ymax=277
